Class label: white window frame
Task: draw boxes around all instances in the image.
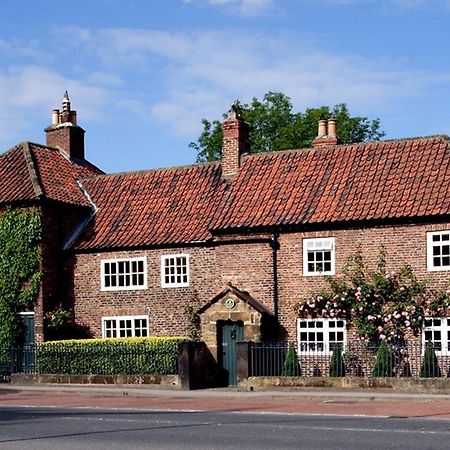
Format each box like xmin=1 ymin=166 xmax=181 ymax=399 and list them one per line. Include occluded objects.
xmin=100 ymin=256 xmax=147 ymax=291
xmin=161 ymin=254 xmax=190 ymax=288
xmin=303 ymin=237 xmax=335 ymax=276
xmin=102 ymin=315 xmax=149 ymax=338
xmin=422 ymin=317 xmax=450 ymax=356
xmin=297 ymin=318 xmax=346 ymax=355
xmin=427 ymin=231 xmax=450 ymax=272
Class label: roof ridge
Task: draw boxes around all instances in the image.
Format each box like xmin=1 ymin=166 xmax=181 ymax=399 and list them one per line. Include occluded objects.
xmin=240 ymin=134 xmax=450 ymax=162
xmin=27 ymin=142 xmax=105 ymax=174
xmin=79 ymin=159 xmax=220 ymax=181
xmin=22 ymin=142 xmax=44 ymax=199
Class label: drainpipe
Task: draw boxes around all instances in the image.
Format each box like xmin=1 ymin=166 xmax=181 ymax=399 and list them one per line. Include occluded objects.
xmin=270 ymin=232 xmax=280 ymax=319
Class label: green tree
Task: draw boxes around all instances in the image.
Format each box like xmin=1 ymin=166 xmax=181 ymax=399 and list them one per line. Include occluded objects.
xmin=420 ymin=341 xmax=441 ymax=378
xmin=190 ymin=92 xmax=385 ymax=162
xmin=282 ymin=342 xmax=301 ymax=376
xmin=372 ymin=341 xmax=394 ymax=377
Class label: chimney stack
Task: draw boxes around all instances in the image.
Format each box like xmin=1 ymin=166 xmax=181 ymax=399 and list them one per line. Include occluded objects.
xmin=312 ymin=117 xmax=339 ymax=148
xmin=221 ymin=105 xmax=250 ymax=178
xmin=45 ymin=91 xmax=85 ymax=160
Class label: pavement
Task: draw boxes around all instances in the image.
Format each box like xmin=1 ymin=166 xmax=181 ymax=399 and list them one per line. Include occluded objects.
xmin=1 ymin=383 xmax=450 ymax=419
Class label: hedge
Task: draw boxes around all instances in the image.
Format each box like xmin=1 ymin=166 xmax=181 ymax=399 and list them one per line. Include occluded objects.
xmin=37 ymin=337 xmax=189 ymax=375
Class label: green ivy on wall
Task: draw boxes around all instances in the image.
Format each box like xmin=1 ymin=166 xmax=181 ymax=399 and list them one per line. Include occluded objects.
xmin=297 ymin=247 xmax=450 ymax=344
xmin=0 ymin=208 xmax=42 ymax=351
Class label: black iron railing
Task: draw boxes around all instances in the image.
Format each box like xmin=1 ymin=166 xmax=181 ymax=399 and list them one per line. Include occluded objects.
xmin=248 ymin=341 xmax=450 ymax=378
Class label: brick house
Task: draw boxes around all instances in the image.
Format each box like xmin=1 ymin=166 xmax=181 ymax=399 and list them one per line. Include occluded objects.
xmin=1 ymin=95 xmax=450 ymax=378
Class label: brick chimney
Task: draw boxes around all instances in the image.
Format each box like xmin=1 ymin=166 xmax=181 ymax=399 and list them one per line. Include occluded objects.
xmin=312 ymin=117 xmax=339 ymax=148
xmin=45 ymin=91 xmax=85 ymax=160
xmin=221 ymin=106 xmax=250 ymax=178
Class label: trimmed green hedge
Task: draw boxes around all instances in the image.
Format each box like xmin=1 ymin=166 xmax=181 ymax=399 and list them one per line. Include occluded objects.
xmin=37 ymin=337 xmax=189 ymax=375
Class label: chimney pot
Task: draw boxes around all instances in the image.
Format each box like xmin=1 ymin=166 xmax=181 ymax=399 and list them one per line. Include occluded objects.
xmin=328 ymin=117 xmax=337 ymax=138
xmin=45 ymin=93 xmax=85 ymax=160
xmin=318 ymin=119 xmax=327 ymax=138
xmin=51 ymin=109 xmax=60 ymax=125
xmin=312 ymin=117 xmax=339 ymax=148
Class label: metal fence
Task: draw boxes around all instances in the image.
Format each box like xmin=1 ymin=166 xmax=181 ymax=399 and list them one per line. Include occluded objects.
xmin=0 ymin=346 xmax=36 ymax=379
xmin=248 ymin=341 xmax=450 ymax=379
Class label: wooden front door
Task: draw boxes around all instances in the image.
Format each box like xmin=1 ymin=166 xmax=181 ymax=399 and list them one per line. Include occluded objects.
xmin=218 ymin=320 xmax=244 ymax=386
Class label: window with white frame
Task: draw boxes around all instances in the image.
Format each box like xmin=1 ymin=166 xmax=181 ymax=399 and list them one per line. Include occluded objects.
xmin=303 ymin=237 xmax=335 ymax=276
xmin=423 ymin=317 xmax=450 ymax=354
xmin=161 ymin=254 xmax=189 ymax=287
xmin=102 ymin=315 xmax=149 ymax=338
xmin=297 ymin=318 xmax=346 ymax=354
xmin=101 ymin=257 xmax=147 ymax=291
xmin=427 ymin=231 xmax=450 ymax=271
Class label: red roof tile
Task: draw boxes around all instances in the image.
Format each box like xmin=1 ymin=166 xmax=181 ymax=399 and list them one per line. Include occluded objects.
xmin=75 ymin=164 xmax=226 ymax=249
xmin=0 ymin=142 xmax=102 ymax=207
xmin=212 ymin=136 xmax=450 ymax=230
xmin=72 ymin=135 xmax=450 ymax=249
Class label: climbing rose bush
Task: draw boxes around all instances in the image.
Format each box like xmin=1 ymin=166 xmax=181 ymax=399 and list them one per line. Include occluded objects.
xmin=297 ymin=248 xmax=449 ymax=344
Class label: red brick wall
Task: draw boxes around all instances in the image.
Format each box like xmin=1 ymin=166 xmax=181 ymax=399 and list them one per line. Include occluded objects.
xmin=221 ymin=115 xmax=249 ymax=178
xmin=277 ymin=221 xmax=450 ymax=341
xmin=69 ymin=221 xmax=450 ymax=342
xmin=46 ymin=126 xmax=85 ymax=159
xmin=71 ymin=240 xmax=274 ymax=338
xmin=39 ymin=203 xmax=91 ymax=341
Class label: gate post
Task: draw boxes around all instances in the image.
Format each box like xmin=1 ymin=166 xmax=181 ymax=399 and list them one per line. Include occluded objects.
xmin=178 ymin=342 xmax=192 ymax=390
xmin=236 ymin=341 xmax=250 ymax=383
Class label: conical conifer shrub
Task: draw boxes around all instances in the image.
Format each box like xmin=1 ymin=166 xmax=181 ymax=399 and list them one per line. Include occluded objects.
xmin=420 ymin=341 xmax=441 ymax=378
xmin=372 ymin=341 xmax=394 ymax=377
xmin=329 ymin=344 xmax=346 ymax=377
xmin=282 ymin=342 xmax=301 ymax=376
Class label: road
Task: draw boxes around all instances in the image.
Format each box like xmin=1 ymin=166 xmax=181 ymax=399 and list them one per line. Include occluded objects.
xmin=1 ymin=406 xmax=450 ymax=449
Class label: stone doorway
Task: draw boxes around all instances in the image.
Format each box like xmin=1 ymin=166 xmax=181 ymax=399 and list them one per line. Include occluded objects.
xmin=197 ymin=284 xmax=274 ymax=363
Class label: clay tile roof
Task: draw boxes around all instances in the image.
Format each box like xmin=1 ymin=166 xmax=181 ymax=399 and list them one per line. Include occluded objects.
xmin=75 ymin=163 xmax=226 ymax=249
xmin=0 ymin=142 xmax=102 ymax=207
xmin=73 ymin=135 xmax=450 ymax=250
xmin=211 ymin=136 xmax=450 ymax=231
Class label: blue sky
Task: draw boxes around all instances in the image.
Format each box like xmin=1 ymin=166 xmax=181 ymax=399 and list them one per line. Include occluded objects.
xmin=1 ymin=0 xmax=450 ymax=173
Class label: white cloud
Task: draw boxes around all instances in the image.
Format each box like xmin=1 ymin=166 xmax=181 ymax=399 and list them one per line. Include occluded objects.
xmin=60 ymin=27 xmax=449 ymax=137
xmin=310 ymin=0 xmax=450 ymax=8
xmin=1 ymin=25 xmax=449 ymax=150
xmin=0 ymin=65 xmax=110 ymax=144
xmin=183 ymin=0 xmax=273 ymax=15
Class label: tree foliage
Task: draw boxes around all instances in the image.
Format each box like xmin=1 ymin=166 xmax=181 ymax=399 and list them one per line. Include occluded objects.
xmin=190 ymin=92 xmax=385 ymax=162
xmin=0 ymin=208 xmax=42 ymax=353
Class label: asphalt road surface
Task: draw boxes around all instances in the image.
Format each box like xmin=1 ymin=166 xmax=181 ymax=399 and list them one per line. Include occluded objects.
xmin=0 ymin=406 xmax=449 ymax=449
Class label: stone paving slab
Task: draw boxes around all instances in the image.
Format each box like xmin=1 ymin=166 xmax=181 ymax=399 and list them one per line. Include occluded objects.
xmin=1 ymin=383 xmax=450 ymax=419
